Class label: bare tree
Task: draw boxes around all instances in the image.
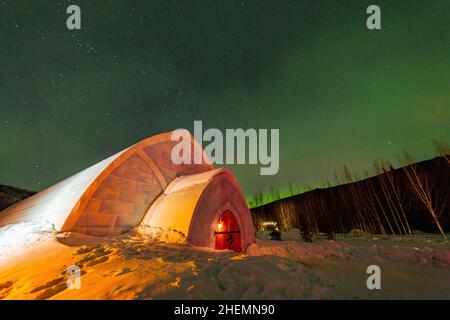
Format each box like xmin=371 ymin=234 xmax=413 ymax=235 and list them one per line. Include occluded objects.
xmin=300 ymin=217 xmax=313 ymax=242
xmin=277 ymin=200 xmax=297 ymax=231
xmin=373 ymin=158 xmax=412 ymax=235
xmin=402 ymin=151 xmax=447 ymax=240
xmin=433 ymin=140 xmax=450 ymax=166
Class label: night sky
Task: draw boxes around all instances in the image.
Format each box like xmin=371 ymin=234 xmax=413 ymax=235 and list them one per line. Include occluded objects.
xmin=1 ymin=1 xmax=449 ymax=197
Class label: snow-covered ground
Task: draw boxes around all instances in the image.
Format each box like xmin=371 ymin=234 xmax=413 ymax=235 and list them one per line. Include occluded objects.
xmin=0 ymin=222 xmax=449 ymax=299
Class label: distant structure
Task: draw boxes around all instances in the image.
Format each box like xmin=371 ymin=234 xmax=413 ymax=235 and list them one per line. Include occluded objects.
xmin=0 ymin=132 xmax=255 ymax=252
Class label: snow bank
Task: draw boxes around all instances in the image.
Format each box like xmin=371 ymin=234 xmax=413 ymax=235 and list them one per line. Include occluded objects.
xmin=367 ymin=244 xmax=450 ymax=267
xmin=248 ymin=238 xmax=450 ymax=268
xmin=281 ymin=228 xmax=301 ymax=241
xmin=173 ymin=255 xmax=333 ymax=299
xmin=256 ymin=230 xmax=273 ymax=240
xmin=345 ymin=229 xmax=372 ymax=238
xmin=0 ymin=221 xmax=56 ymax=261
xmin=248 ymin=240 xmax=352 ymax=264
xmin=136 ymin=225 xmax=187 ymax=244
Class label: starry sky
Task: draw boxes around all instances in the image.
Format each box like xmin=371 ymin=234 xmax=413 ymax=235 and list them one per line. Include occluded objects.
xmin=1 ymin=1 xmax=449 ymax=197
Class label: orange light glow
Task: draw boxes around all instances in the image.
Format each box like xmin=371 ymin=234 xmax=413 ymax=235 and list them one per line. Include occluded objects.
xmin=217 ymin=221 xmax=223 ymax=230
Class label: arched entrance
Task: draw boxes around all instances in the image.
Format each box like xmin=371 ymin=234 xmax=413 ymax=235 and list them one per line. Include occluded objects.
xmin=215 ymin=210 xmax=242 ymax=252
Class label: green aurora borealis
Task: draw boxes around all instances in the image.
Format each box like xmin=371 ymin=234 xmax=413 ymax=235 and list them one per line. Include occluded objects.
xmin=1 ymin=1 xmax=449 ymax=197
